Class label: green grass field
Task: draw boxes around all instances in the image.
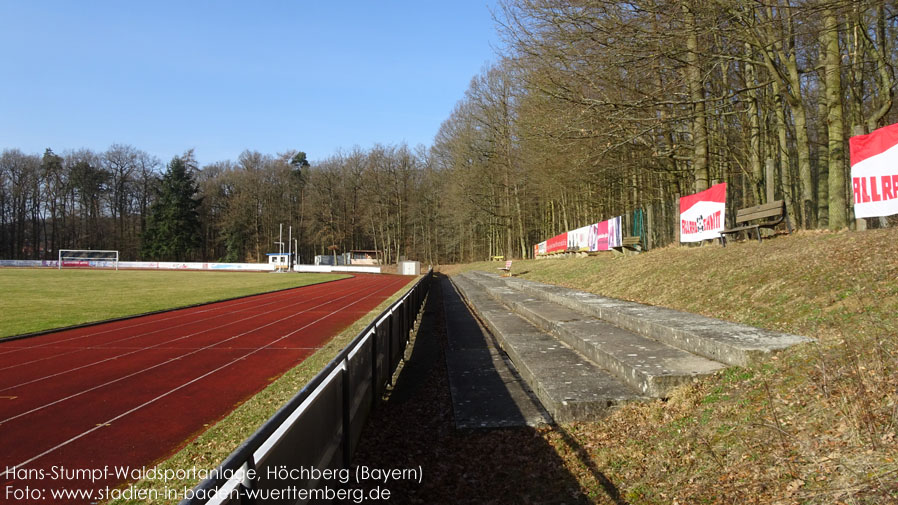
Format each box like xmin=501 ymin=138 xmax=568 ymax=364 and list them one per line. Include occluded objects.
xmin=0 ymin=269 xmax=348 ymax=338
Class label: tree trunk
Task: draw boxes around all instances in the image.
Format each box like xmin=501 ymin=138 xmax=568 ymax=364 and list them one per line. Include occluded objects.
xmin=823 ymin=8 xmax=848 ymax=229
xmin=784 ymin=58 xmax=816 ymax=229
xmin=745 ymin=43 xmax=764 ymax=204
xmin=684 ymin=3 xmax=709 ymax=193
xmin=772 ymin=83 xmax=798 ymax=227
xmin=817 ymin=60 xmax=829 ymax=229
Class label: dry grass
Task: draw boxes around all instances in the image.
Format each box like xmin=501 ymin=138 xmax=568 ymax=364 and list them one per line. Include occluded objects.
xmin=442 ymin=229 xmax=898 ymax=504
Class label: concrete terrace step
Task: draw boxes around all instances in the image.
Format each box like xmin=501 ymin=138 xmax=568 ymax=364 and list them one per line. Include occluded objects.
xmin=468 ymin=271 xmax=814 ymax=367
xmin=468 ymin=277 xmax=727 ymax=398
xmin=451 ymin=274 xmax=646 ymax=423
xmin=440 ymin=276 xmax=551 ymax=429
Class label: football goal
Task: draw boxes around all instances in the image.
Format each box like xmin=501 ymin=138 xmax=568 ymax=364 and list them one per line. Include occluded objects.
xmin=58 ymin=249 xmax=119 ymax=270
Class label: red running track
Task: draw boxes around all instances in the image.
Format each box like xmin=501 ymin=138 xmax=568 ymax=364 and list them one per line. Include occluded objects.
xmin=0 ymin=273 xmax=411 ymax=504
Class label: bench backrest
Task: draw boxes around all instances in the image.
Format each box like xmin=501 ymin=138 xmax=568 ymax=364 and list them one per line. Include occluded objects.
xmin=621 ymin=236 xmax=640 ymax=246
xmin=735 ymin=200 xmax=785 ymax=224
xmin=505 ymin=260 xmax=513 ymax=269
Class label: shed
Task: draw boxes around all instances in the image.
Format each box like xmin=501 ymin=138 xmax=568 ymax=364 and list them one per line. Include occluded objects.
xmin=267 ymin=253 xmax=290 ymax=271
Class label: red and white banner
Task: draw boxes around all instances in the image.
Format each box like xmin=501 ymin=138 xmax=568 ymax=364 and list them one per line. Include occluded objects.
xmin=61 ymin=260 xmax=90 ymax=268
xmin=546 ymin=232 xmax=568 ymax=254
xmin=850 ymin=123 xmax=898 ymax=219
xmin=680 ymin=183 xmax=726 ymax=242
xmin=534 ymin=216 xmax=623 ymax=256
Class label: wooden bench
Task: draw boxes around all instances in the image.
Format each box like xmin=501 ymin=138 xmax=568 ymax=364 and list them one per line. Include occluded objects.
xmin=612 ymin=236 xmax=642 ymax=254
xmin=622 ymin=236 xmax=641 ymax=251
xmin=497 ymin=260 xmax=512 ymax=276
xmin=719 ymin=200 xmax=791 ymax=246
xmin=491 ymin=255 xmax=505 ymax=261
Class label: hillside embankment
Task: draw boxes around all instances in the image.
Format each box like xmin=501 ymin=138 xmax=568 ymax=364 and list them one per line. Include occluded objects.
xmin=434 ymin=229 xmax=897 ymax=504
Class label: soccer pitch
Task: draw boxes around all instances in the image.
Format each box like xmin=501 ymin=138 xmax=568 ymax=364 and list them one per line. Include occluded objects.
xmin=0 ymin=269 xmax=349 ymax=338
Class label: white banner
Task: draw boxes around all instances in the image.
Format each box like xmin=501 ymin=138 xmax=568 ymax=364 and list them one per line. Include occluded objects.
xmin=850 ymin=123 xmax=898 ymax=219
xmin=680 ymin=183 xmax=726 ymax=242
xmin=567 ymin=225 xmax=592 ymax=251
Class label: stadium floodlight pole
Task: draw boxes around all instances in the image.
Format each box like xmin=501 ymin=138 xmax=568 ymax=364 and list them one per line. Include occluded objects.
xmin=288 ymin=225 xmax=292 ymax=271
xmin=273 ymin=223 xmax=286 ymax=272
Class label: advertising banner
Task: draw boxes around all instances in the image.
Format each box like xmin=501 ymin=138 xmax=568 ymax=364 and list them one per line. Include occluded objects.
xmin=0 ymin=260 xmax=45 ymax=267
xmin=850 ymin=122 xmax=898 ymax=218
xmin=607 ymin=216 xmax=622 ymax=249
xmin=680 ymin=183 xmax=726 ymax=242
xmin=546 ymin=232 xmax=568 ymax=254
xmin=533 ymin=216 xmax=622 ymax=256
xmin=589 ymin=216 xmax=622 ymax=251
xmin=586 ymin=222 xmax=600 ymax=251
xmin=567 ymin=225 xmax=592 ymax=251
xmin=593 ymin=221 xmax=609 ymax=251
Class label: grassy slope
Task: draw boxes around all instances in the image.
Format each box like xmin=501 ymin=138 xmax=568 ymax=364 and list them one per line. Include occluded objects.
xmin=0 ymin=269 xmax=348 ymax=338
xmin=444 ymin=229 xmax=897 ymax=504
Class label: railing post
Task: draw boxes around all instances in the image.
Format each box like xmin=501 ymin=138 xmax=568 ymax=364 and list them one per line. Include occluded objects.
xmin=341 ymin=361 xmax=351 ymax=469
xmin=371 ymin=323 xmax=380 ymax=409
xmin=180 ymin=270 xmax=433 ymax=505
xmin=239 ymin=459 xmax=256 ymax=505
xmin=387 ymin=311 xmax=395 ymax=384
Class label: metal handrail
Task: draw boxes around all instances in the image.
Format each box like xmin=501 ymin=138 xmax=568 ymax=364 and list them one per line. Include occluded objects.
xmin=179 ymin=269 xmax=432 ymax=504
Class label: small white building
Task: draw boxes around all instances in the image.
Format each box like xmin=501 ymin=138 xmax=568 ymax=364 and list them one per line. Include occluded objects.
xmin=398 ymin=260 xmax=421 ymax=275
xmin=267 ymin=253 xmax=291 ymax=271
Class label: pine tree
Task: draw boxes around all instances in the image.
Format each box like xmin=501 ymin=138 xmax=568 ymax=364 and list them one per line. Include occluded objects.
xmin=141 ymin=156 xmax=202 ymax=260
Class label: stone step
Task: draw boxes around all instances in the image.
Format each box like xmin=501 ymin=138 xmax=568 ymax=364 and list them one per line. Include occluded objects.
xmin=467 ymin=278 xmax=726 ymax=398
xmin=451 ymin=275 xmax=646 ymax=422
xmin=440 ymin=276 xmax=551 ymax=429
xmin=467 ymin=271 xmax=813 ymax=367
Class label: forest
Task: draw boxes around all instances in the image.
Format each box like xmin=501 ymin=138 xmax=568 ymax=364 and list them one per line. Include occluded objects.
xmin=1 ymin=1 xmax=896 ymax=265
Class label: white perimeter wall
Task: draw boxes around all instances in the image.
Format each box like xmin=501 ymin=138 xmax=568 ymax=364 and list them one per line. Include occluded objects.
xmin=0 ymin=260 xmax=382 ymax=274
xmin=296 ymin=265 xmax=382 ymax=274
xmin=0 ymin=260 xmax=274 ymax=271
xmin=122 ymin=261 xmax=275 ymax=271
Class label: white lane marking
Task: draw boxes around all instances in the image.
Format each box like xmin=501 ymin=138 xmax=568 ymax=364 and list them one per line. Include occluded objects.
xmin=0 ymin=276 xmax=394 ymax=422
xmin=0 ymin=275 xmax=407 ymax=475
xmin=0 ymin=278 xmax=349 ymax=358
xmin=0 ymin=288 xmax=341 ymax=391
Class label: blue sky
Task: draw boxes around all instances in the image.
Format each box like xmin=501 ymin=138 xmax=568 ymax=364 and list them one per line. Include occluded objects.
xmin=0 ymin=1 xmax=501 ymax=166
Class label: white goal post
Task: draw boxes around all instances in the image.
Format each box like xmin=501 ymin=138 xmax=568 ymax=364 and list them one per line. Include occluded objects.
xmin=58 ymin=249 xmax=119 ymax=270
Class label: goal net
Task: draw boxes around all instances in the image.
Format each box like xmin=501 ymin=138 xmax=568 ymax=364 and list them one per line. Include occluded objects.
xmin=58 ymin=249 xmax=119 ymax=270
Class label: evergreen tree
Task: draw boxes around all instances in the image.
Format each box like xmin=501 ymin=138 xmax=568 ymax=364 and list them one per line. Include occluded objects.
xmin=290 ymin=151 xmax=310 ymax=168
xmin=142 ymin=156 xmax=202 ymax=260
